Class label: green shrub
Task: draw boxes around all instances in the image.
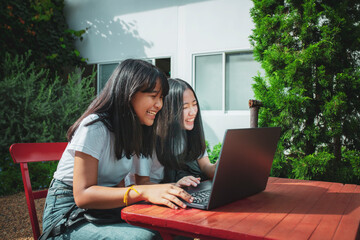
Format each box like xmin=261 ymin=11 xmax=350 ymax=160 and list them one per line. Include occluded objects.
xmin=291 ymin=151 xmax=334 ymax=181
xmin=278 ymin=148 xmax=360 ymax=184
xmin=270 ymin=143 xmax=292 ymax=178
xmin=0 ymin=51 xmax=96 ymax=196
xmin=341 ymin=150 xmax=360 ymax=184
xmin=207 ymin=141 xmax=360 ymax=184
xmin=206 ymin=141 xmax=222 ymax=164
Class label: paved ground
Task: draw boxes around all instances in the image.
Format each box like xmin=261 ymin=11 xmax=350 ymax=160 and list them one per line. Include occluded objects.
xmin=0 ymin=192 xmax=45 ymax=240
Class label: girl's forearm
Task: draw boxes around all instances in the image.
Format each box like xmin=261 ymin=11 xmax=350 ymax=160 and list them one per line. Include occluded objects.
xmin=203 ymin=163 xmax=216 ymax=179
xmin=198 ymin=156 xmax=217 ymax=179
xmin=74 ymin=185 xmax=145 ymax=209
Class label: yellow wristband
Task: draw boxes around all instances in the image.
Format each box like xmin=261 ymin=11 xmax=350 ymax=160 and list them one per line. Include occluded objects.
xmin=123 ymin=186 xmax=140 ymax=206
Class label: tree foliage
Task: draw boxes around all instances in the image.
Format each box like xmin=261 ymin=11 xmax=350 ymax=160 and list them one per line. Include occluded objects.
xmin=0 ymin=52 xmax=96 ymax=195
xmin=0 ymin=1 xmax=95 ymax=195
xmin=250 ymin=0 xmax=360 ymax=183
xmin=0 ymin=0 xmax=87 ymax=77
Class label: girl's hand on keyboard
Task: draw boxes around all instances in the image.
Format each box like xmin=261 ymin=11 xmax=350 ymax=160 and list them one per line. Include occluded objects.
xmin=175 ymin=176 xmax=201 ymax=187
xmin=138 ymin=184 xmax=193 ymax=209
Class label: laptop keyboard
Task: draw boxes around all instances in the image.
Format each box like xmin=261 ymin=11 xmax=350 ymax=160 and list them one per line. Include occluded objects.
xmin=191 ymin=190 xmax=211 ymax=204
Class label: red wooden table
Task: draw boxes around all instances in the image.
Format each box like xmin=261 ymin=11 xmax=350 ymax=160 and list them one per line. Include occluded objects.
xmin=121 ymin=177 xmax=360 ymax=240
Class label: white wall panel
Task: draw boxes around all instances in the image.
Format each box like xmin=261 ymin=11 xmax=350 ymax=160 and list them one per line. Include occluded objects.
xmin=64 ymin=0 xmax=256 ymax=146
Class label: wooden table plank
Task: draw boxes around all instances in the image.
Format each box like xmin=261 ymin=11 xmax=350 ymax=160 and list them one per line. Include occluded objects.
xmin=193 ymin=178 xmax=290 ymax=239
xmin=222 ymin=179 xmax=305 ymax=235
xmin=287 ymin=182 xmax=345 ymax=240
xmin=246 ymin=179 xmax=330 ymax=238
xmin=265 ymin=180 xmax=332 ymax=239
xmin=310 ymin=183 xmax=358 ymax=239
xmin=332 ymin=184 xmax=360 ymax=240
xmin=125 ymin=204 xmax=185 ymax=228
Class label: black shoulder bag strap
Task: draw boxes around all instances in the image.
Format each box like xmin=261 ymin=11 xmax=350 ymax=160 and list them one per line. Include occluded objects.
xmin=38 ymin=203 xmax=84 ymax=240
xmin=38 ymin=204 xmax=124 ymax=240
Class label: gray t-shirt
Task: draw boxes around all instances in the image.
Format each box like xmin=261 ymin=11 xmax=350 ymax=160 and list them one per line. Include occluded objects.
xmin=54 ymin=114 xmax=133 ymax=186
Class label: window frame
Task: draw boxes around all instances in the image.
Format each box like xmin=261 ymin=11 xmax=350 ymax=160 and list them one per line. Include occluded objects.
xmin=192 ymin=50 xmax=258 ymax=113
xmin=96 ymin=56 xmax=172 ymax=95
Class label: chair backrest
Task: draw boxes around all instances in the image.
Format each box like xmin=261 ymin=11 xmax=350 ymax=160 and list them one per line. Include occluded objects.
xmin=9 ymin=142 xmax=68 ymax=240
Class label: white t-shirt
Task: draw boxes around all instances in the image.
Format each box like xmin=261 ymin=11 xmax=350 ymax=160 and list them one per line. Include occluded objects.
xmin=125 ymin=150 xmax=208 ymax=186
xmin=54 ymin=114 xmax=133 ymax=186
xmin=125 ymin=153 xmax=164 ymax=186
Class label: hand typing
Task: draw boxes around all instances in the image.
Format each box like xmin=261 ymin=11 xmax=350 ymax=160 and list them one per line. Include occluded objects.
xmin=175 ymin=176 xmax=201 ymax=188
xmin=140 ymin=184 xmax=194 ymax=209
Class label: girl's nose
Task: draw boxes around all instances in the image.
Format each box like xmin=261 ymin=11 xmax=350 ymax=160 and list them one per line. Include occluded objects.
xmin=155 ymin=97 xmax=163 ymax=109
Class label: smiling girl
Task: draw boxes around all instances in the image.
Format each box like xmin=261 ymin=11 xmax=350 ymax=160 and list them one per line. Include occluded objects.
xmin=41 ymin=61 xmax=193 ymax=240
xmin=129 ymin=78 xmax=217 ymax=188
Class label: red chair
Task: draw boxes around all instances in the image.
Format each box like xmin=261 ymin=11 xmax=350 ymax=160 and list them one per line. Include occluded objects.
xmin=9 ymin=142 xmax=68 ymax=240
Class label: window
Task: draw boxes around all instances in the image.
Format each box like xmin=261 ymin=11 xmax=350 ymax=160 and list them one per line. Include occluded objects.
xmin=194 ymin=52 xmax=263 ymax=111
xmin=97 ymin=57 xmax=171 ymax=94
xmin=195 ymin=54 xmax=223 ymax=110
xmin=98 ymin=63 xmax=118 ymax=94
xmin=155 ymin=58 xmax=171 ymax=78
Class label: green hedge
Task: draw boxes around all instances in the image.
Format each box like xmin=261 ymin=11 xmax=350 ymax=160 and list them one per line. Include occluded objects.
xmin=0 ymin=51 xmax=96 ymax=196
xmin=207 ymin=141 xmax=360 ymax=184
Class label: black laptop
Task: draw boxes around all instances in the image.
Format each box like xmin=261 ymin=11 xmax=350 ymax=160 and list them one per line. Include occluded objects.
xmin=184 ymin=127 xmax=281 ymax=210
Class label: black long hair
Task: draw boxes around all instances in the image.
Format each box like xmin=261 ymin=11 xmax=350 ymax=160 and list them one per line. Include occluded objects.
xmin=156 ymin=78 xmax=206 ymax=169
xmin=67 ymin=59 xmax=169 ymax=159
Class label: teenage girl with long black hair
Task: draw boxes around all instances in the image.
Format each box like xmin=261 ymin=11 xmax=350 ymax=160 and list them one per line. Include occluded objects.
xmin=42 ymin=61 xmax=193 ymax=239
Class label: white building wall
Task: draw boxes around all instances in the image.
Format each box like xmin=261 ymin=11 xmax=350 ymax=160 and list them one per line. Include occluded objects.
xmin=64 ymin=0 xmax=256 ymax=147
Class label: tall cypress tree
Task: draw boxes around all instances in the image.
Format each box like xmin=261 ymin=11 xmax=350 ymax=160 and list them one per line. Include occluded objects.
xmin=250 ymin=0 xmax=360 ymax=182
